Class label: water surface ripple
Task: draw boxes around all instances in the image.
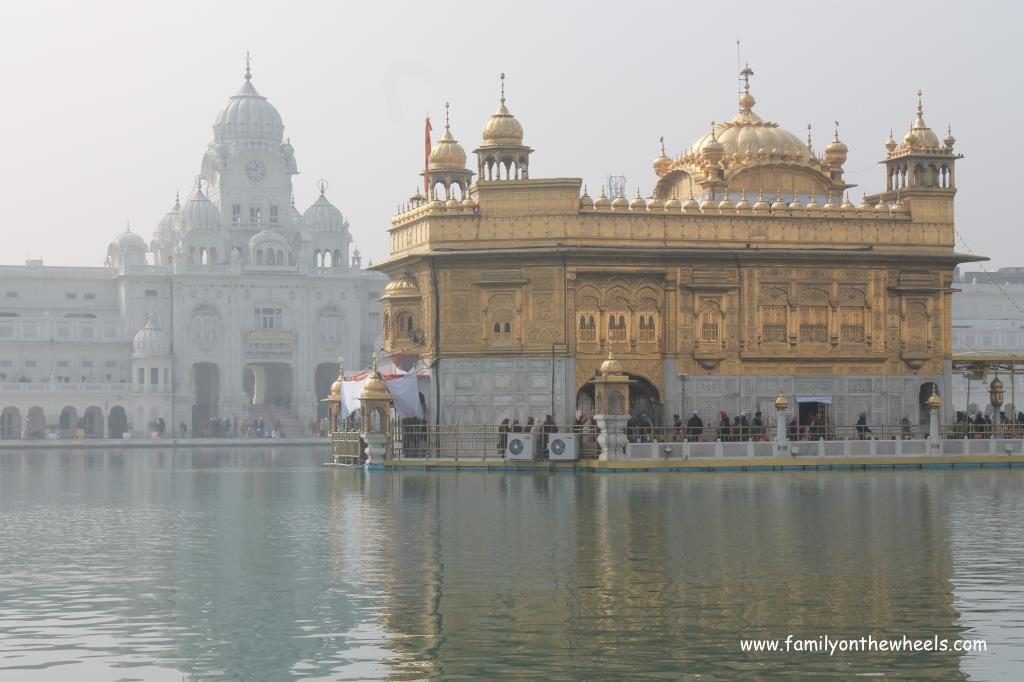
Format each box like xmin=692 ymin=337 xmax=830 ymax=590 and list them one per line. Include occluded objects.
xmin=1 ymin=449 xmax=1022 ymax=680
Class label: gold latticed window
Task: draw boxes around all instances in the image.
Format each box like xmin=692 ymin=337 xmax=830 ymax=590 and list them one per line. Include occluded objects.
xmin=608 ymin=314 xmax=627 ymax=343
xmin=799 ymin=306 xmax=829 ymax=343
xmin=760 ymin=305 xmax=787 ymax=343
xmin=638 ymin=314 xmax=656 ymax=343
xmin=577 ymin=314 xmax=596 ymax=342
xmin=840 ymin=306 xmax=865 ymax=343
xmin=700 ymin=310 xmax=720 ymax=343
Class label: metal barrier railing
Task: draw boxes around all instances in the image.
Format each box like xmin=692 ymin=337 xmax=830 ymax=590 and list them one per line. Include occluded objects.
xmin=330 ymin=421 xmax=1024 ymax=462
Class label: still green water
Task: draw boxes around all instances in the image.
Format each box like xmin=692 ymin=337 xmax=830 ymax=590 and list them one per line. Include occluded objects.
xmin=0 ymin=448 xmax=1022 ymax=680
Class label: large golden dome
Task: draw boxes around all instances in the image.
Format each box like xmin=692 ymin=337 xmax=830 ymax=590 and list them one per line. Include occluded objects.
xmin=900 ymin=91 xmax=941 ymax=151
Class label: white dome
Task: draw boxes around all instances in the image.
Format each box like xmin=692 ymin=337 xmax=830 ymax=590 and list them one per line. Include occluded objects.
xmin=132 ymin=315 xmax=170 ymax=357
xmin=213 ymin=69 xmax=284 ymax=146
xmin=182 ymin=186 xmax=219 ymax=230
xmin=113 ymin=229 xmax=147 ymax=252
xmin=303 ymin=191 xmax=347 ymax=232
xmin=155 ymin=196 xmax=181 ymax=239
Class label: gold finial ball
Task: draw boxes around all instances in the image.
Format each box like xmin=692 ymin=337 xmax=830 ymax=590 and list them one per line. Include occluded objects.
xmin=926 ymin=385 xmax=941 ymax=409
xmin=774 ymin=390 xmax=789 ymax=411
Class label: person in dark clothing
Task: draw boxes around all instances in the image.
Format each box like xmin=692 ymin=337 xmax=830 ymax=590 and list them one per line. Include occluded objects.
xmin=751 ymin=411 xmax=765 ymax=440
xmin=719 ymin=412 xmax=731 ymax=442
xmin=738 ymin=413 xmax=750 ymax=442
xmin=855 ymin=412 xmax=871 ymax=440
xmin=638 ymin=412 xmax=653 ymax=443
xmin=498 ymin=418 xmax=510 ymax=455
xmin=626 ymin=413 xmax=639 ymax=443
xmin=541 ymin=415 xmax=557 ymax=455
xmin=686 ymin=412 xmax=703 ymax=440
xmin=511 ymin=419 xmax=523 ymax=433
xmin=156 ymin=417 xmax=166 ymax=438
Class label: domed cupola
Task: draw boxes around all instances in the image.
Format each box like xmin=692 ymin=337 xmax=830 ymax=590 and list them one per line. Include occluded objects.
xmin=474 ymin=73 xmax=533 ymax=181
xmin=106 ymin=221 xmax=148 ymax=270
xmin=424 ymin=103 xmax=474 ymax=200
xmin=212 ymin=56 xmax=285 ymax=148
xmin=289 ymin=194 xmax=303 ymax=225
xmin=132 ymin=314 xmax=171 ymax=357
xmin=653 ymin=63 xmax=849 ymax=202
xmin=182 ymin=180 xmax=220 ymax=231
xmin=156 ymin=192 xmax=182 ymax=238
xmin=303 ymin=181 xmax=348 ymax=233
xmin=900 ymin=90 xmax=940 ymax=151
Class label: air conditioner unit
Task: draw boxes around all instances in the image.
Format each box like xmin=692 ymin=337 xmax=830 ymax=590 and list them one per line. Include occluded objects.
xmin=547 ymin=432 xmax=578 ymax=461
xmin=505 ymin=434 xmax=536 ymax=460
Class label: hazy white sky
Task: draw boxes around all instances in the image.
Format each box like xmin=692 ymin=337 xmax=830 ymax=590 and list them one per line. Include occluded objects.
xmin=0 ymin=0 xmax=1017 ymax=271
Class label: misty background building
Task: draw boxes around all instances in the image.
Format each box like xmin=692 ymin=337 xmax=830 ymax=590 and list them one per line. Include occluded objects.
xmin=0 ymin=62 xmax=384 ymax=438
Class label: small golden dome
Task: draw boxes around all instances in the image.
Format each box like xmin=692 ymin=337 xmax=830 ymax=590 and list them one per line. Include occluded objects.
xmin=718 ymin=194 xmax=735 ymax=211
xmin=700 ymin=194 xmax=717 ymax=211
xmin=611 ymin=194 xmax=629 ymax=210
xmin=771 ymin=191 xmax=787 ymax=212
xmin=824 ymin=125 xmax=848 ymax=166
xmin=840 ymin=193 xmax=856 ymax=210
xmin=857 ymin=194 xmax=872 ymax=211
xmin=734 ymin=191 xmax=751 ymax=211
xmin=752 ymin=191 xmax=771 ymax=212
xmin=891 ymin=193 xmax=907 ymax=215
xmin=594 ymin=189 xmax=611 ymax=210
xmin=329 ymin=366 xmax=344 ymax=400
xmin=480 ymin=74 xmax=524 ymax=146
xmin=944 ymin=125 xmax=956 ymax=149
xmin=682 ymin=193 xmax=700 ymax=212
xmin=462 ymin=196 xmax=476 ymax=209
xmin=664 ymin=197 xmax=682 ymax=212
xmin=579 ymin=188 xmax=594 ymax=210
xmin=885 ymin=129 xmax=897 ymax=153
xmin=599 ymin=349 xmax=624 ymax=376
xmin=653 ymin=137 xmax=672 ymax=177
xmin=805 ymin=194 xmax=820 ymax=212
xmin=822 ymin=193 xmax=838 ymax=211
xmin=429 ymin=128 xmax=467 ymax=170
xmin=788 ymin=194 xmax=803 ymax=210
xmin=991 ymin=376 xmax=1004 ymax=391
xmin=774 ymin=390 xmax=789 ymax=411
xmin=382 ymin=275 xmax=421 ymax=299
xmin=647 ymin=196 xmax=664 ymax=211
xmin=926 ymin=385 xmax=941 ymax=409
xmin=360 ymin=371 xmax=390 ymax=402
xmin=629 ymin=191 xmax=647 ymax=211
xmin=445 ymin=197 xmax=460 ymax=210
xmin=901 ymin=91 xmax=940 ymax=150
xmin=874 ymin=198 xmax=889 ymax=214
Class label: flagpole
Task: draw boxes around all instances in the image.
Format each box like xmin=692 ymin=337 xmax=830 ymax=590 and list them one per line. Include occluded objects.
xmin=424 ymin=115 xmax=432 ymax=197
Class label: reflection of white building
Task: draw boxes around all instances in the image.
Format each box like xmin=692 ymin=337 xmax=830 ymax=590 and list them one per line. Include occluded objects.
xmin=0 ymin=62 xmax=384 ymax=439
xmin=951 ymin=267 xmax=1024 ymax=413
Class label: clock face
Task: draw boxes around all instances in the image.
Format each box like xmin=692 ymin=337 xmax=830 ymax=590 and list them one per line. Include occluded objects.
xmin=245 ymin=160 xmax=266 ymax=182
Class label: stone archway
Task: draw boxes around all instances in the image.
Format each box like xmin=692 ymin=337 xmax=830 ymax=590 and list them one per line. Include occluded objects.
xmin=0 ymin=406 xmax=21 ymax=439
xmin=108 ymin=406 xmax=129 ymax=439
xmin=192 ymin=362 xmax=220 ymax=435
xmin=59 ymin=406 xmax=78 ymax=438
xmin=26 ymin=406 xmax=46 ymax=439
xmin=83 ymin=406 xmax=104 ymax=438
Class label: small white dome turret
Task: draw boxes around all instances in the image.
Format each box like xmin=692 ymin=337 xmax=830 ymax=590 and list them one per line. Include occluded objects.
xmin=303 ymin=182 xmax=348 ymax=233
xmin=132 ymin=314 xmax=171 ymax=357
xmin=182 ymin=182 xmax=219 ymax=230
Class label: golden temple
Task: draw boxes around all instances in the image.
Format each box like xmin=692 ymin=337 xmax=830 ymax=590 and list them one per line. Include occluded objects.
xmin=375 ymin=66 xmax=977 ymax=429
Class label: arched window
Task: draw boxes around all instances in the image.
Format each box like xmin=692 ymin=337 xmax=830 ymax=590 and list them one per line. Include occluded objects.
xmin=639 ymin=317 xmax=646 ymax=330
xmin=396 ymin=313 xmax=412 ymax=339
xmin=503 ymin=322 xmax=511 ymax=334
xmin=277 ymin=249 xmax=284 ymax=265
xmin=579 ymin=315 xmax=586 ymax=329
xmin=200 ymin=248 xmax=209 ymax=266
xmin=333 ymin=250 xmax=342 ymax=269
xmin=494 ymin=322 xmax=501 ymax=334
xmin=588 ymin=315 xmax=595 ymax=329
xmin=609 ymin=315 xmax=616 ymax=330
xmin=256 ymin=250 xmax=264 ymax=265
xmin=314 ymin=250 xmax=322 ymax=268
xmin=322 ymin=251 xmax=332 ymax=268
xmin=700 ymin=309 xmax=721 ymax=343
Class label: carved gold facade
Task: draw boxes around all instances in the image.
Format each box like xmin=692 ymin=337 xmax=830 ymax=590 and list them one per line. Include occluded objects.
xmin=375 ymin=67 xmax=978 ymax=426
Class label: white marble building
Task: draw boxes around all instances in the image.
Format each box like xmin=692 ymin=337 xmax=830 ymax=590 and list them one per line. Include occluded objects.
xmin=0 ymin=63 xmax=384 ymax=439
xmin=951 ymin=267 xmax=1024 ymax=414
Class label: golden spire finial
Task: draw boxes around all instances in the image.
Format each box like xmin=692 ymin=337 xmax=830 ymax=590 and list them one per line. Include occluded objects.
xmin=317 ymin=178 xmax=328 ymax=196
xmin=244 ymin=51 xmax=252 ymax=81
xmin=444 ymin=101 xmax=450 ymax=131
xmin=659 ymin=135 xmax=666 ymax=156
xmin=806 ymin=123 xmax=813 ymax=149
xmin=740 ymin=61 xmax=753 ymax=91
xmin=499 ymin=72 xmax=506 ymax=104
xmin=916 ymin=89 xmax=923 ymax=117
xmin=833 ymin=120 xmax=841 ymax=142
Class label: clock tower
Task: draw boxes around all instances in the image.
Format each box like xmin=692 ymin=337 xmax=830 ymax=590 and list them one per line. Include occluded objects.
xmin=200 ymin=57 xmax=299 ymax=245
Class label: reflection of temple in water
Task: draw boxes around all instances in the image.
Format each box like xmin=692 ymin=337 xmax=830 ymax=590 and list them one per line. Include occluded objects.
xmin=370 ymin=471 xmax=966 ymax=678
